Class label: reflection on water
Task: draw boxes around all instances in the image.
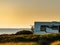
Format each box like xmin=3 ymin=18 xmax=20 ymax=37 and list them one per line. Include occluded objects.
xmin=0 ymin=42 xmax=38 ymax=45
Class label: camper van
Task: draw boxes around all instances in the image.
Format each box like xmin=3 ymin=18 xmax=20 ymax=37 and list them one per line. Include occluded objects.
xmin=34 ymin=22 xmax=60 ymax=34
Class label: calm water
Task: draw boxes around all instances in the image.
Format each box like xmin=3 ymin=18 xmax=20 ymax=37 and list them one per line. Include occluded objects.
xmin=0 ymin=28 xmax=30 ymax=34
xmin=0 ymin=42 xmax=38 ymax=45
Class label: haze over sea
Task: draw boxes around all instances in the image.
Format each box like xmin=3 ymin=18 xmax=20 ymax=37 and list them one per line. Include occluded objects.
xmin=0 ymin=28 xmax=31 ymax=34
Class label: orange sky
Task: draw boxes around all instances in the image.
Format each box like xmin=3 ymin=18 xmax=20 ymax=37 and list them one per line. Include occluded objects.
xmin=0 ymin=0 xmax=60 ymax=28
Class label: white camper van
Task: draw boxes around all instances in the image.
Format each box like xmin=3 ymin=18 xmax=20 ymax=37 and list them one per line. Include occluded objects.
xmin=34 ymin=22 xmax=60 ymax=34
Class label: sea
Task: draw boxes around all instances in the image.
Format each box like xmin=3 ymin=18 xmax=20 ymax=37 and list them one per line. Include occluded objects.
xmin=0 ymin=28 xmax=31 ymax=34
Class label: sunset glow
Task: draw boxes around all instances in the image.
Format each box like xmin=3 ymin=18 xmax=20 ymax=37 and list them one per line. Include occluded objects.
xmin=0 ymin=0 xmax=60 ymax=28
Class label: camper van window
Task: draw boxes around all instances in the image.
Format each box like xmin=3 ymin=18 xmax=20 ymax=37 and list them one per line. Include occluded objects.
xmin=51 ymin=26 xmax=59 ymax=30
xmin=40 ymin=25 xmax=46 ymax=31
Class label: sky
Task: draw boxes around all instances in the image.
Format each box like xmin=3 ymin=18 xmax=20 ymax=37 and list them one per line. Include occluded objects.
xmin=0 ymin=0 xmax=60 ymax=28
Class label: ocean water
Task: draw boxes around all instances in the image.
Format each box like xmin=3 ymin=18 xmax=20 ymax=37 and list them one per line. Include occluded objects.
xmin=0 ymin=28 xmax=31 ymax=34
